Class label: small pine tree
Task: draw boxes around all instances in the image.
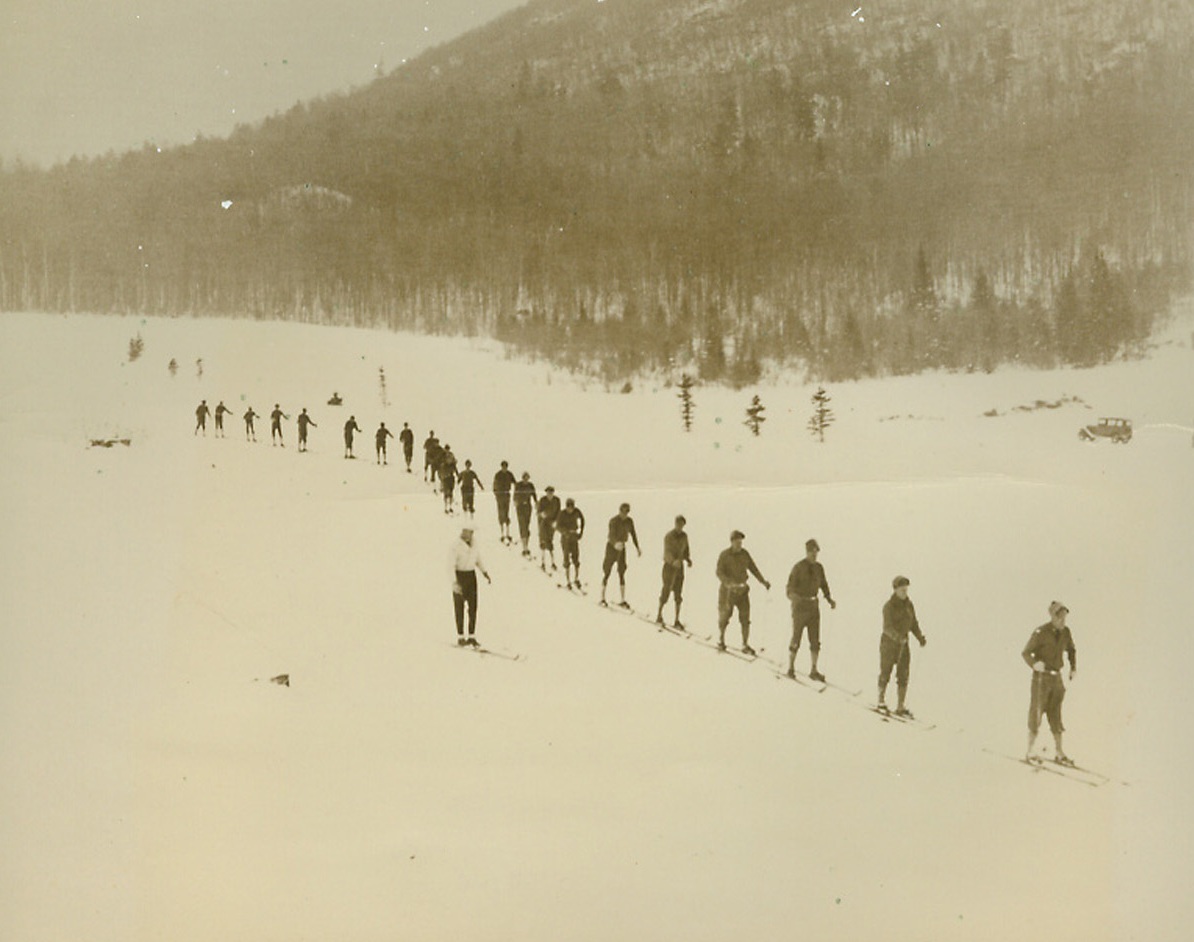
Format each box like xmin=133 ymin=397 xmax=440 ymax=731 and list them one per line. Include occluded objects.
xmin=168 ymin=358 xmax=178 ymax=377
xmin=379 ymin=366 xmax=389 ymax=407
xmin=744 ymin=394 xmax=766 ymax=437
xmin=127 ymin=333 xmax=144 ymax=362
xmin=195 ymin=358 xmax=204 ymax=379
xmin=808 ymin=386 xmax=835 ymax=443
xmin=678 ymin=373 xmax=696 ymax=432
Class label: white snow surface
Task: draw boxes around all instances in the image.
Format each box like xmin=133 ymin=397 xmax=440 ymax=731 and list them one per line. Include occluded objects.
xmin=1 ymin=310 xmax=1192 ymax=941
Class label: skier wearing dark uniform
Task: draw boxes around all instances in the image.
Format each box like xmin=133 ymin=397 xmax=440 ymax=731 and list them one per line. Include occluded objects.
xmin=296 ymin=408 xmax=316 ymax=452
xmin=655 ymin=515 xmax=693 ymax=629
xmin=423 ymin=432 xmax=441 ymax=482
xmin=243 ymin=406 xmax=258 ymax=442
xmin=1022 ymin=601 xmax=1078 ymax=766
xmin=537 ymin=486 xmax=562 ymax=572
xmin=493 ymin=461 xmax=516 ymax=544
xmin=600 ymin=503 xmax=641 ymax=609
xmin=343 ymin=416 xmax=363 ymax=459
xmin=194 ymin=400 xmax=210 ymax=436
xmin=878 ymin=576 xmax=927 ymax=716
xmin=399 ymin=423 xmax=415 ymax=472
xmin=270 ymin=404 xmax=288 ymax=446
xmin=785 ymin=538 xmax=836 ymax=682
xmin=450 ymin=526 xmax=491 ymax=647
xmin=375 ymin=422 xmax=394 ymax=464
xmin=556 ymin=498 xmax=586 ymax=589
xmin=512 ymin=472 xmax=537 ymax=557
xmin=440 ymin=449 xmax=458 ymax=514
xmin=459 ymin=460 xmax=483 ymax=516
xmin=715 ymin=530 xmax=770 ymax=654
xmin=214 ymin=401 xmax=231 ymax=437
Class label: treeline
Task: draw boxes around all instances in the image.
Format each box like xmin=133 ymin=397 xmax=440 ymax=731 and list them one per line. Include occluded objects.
xmin=1 ymin=0 xmax=1192 ymax=382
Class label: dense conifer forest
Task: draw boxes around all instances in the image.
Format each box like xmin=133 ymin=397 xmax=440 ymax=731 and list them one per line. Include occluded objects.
xmin=2 ymin=0 xmax=1192 ymax=382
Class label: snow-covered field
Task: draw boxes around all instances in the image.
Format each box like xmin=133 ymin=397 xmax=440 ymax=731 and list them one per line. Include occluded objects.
xmin=1 ymin=309 xmax=1192 ymax=942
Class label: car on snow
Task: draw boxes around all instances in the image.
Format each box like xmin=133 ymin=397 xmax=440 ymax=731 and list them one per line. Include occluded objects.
xmin=1078 ymin=417 xmax=1132 ymax=443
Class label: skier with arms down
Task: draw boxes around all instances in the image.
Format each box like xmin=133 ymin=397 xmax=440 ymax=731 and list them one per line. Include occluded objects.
xmin=1022 ymin=601 xmax=1078 ymax=766
xmin=537 ymin=485 xmax=562 ymax=572
xmin=555 ymin=497 xmax=586 ymax=590
xmin=877 ymin=575 xmax=927 ymax=716
xmin=440 ymin=447 xmax=459 ymax=514
xmin=194 ymin=400 xmax=210 ymax=436
xmin=423 ymin=431 xmax=441 ymax=483
xmin=270 ymin=404 xmax=288 ymax=446
xmin=375 ymin=422 xmax=394 ymax=465
xmin=243 ymin=406 xmax=259 ymax=442
xmin=492 ymin=461 xmax=516 ymax=545
xmin=600 ymin=503 xmax=642 ymax=609
xmin=343 ymin=415 xmax=363 ymax=459
xmin=458 ymin=459 xmax=484 ymax=517
xmin=512 ymin=472 xmax=538 ymax=558
xmin=399 ymin=422 xmax=415 ymax=473
xmin=715 ymin=530 xmax=770 ymax=655
xmin=450 ymin=526 xmax=491 ymax=647
xmin=655 ymin=515 xmax=693 ymax=629
xmin=296 ymin=408 xmax=316 ymax=452
xmin=785 ymin=538 xmax=836 ymax=682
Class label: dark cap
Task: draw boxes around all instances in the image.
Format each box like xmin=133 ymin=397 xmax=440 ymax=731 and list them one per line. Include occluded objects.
xmin=619 ymin=502 xmax=631 ymax=513
xmin=730 ymin=529 xmax=746 ymax=541
xmin=892 ymin=575 xmax=910 ymax=589
xmin=806 ymin=539 xmax=820 ymax=551
xmin=545 ymin=485 xmax=555 ymax=493
xmin=1048 ymin=600 xmax=1069 ymax=617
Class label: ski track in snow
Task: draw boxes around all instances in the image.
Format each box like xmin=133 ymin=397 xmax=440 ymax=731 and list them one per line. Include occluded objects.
xmin=1 ymin=311 xmax=1193 ymax=942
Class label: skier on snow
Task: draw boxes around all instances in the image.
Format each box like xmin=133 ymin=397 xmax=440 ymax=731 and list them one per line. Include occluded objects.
xmin=493 ymin=460 xmax=516 ymax=544
xmin=399 ymin=422 xmax=415 ymax=473
xmin=1022 ymin=601 xmax=1077 ymax=766
xmin=599 ymin=502 xmax=642 ymax=609
xmin=537 ymin=485 xmax=562 ymax=572
xmin=194 ymin=400 xmax=210 ymax=436
xmin=785 ymin=538 xmax=836 ymax=682
xmin=214 ymin=401 xmax=231 ymax=437
xmin=296 ymin=408 xmax=315 ymax=452
xmin=375 ymin=422 xmax=394 ymax=465
xmin=655 ymin=515 xmax=692 ymax=629
xmin=343 ymin=415 xmax=363 ymax=459
xmin=450 ymin=526 xmax=491 ymax=647
xmin=243 ymin=406 xmax=258 ymax=442
xmin=877 ymin=575 xmax=927 ymax=716
xmin=555 ymin=497 xmax=586 ymax=590
xmin=458 ymin=459 xmax=484 ymax=517
xmin=715 ymin=530 xmax=770 ymax=654
xmin=270 ymin=404 xmax=288 ymax=446
xmin=512 ymin=472 xmax=538 ymax=558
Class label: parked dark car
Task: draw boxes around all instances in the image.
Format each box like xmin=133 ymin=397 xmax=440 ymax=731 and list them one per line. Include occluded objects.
xmin=1078 ymin=417 xmax=1132 ymax=443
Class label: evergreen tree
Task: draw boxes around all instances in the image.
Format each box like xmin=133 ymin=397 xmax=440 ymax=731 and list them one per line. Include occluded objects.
xmin=168 ymin=357 xmax=178 ymax=377
xmin=379 ymin=366 xmax=389 ymax=407
xmin=127 ymin=333 xmax=144 ymax=362
xmin=678 ymin=373 xmax=696 ymax=432
xmin=808 ymin=386 xmax=835 ymax=443
xmin=744 ymin=394 xmax=766 ymax=436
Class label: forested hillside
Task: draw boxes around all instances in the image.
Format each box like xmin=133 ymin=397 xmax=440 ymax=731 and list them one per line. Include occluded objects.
xmin=2 ymin=0 xmax=1192 ymax=381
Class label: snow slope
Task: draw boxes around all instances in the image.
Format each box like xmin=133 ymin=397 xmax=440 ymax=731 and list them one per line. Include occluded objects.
xmin=1 ymin=310 xmax=1192 ymax=942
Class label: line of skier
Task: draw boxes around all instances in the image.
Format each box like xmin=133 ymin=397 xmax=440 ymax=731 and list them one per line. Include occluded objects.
xmin=194 ymin=399 xmax=416 ymax=465
xmin=193 ymin=400 xmax=1082 ymax=766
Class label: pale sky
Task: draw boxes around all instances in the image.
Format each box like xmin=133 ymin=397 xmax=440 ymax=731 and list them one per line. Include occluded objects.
xmin=0 ymin=0 xmax=527 ymax=168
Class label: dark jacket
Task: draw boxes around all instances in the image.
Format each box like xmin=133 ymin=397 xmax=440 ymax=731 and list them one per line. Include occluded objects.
xmin=882 ymin=594 xmax=925 ymax=644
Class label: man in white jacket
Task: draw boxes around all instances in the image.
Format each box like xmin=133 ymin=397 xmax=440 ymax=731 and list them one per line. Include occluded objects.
xmin=450 ymin=527 xmax=491 ymax=646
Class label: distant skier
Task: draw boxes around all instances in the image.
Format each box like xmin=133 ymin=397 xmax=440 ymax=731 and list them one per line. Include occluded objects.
xmin=399 ymin=422 xmax=415 ymax=472
xmin=296 ymin=408 xmax=316 ymax=452
xmin=194 ymin=400 xmax=210 ymax=436
xmin=450 ymin=526 xmax=492 ymax=647
xmin=877 ymin=576 xmax=927 ymax=716
xmin=785 ymin=538 xmax=836 ymax=682
xmin=493 ymin=460 xmax=516 ymax=544
xmin=1022 ymin=601 xmax=1078 ymax=766
xmin=214 ymin=401 xmax=231 ymax=437
xmin=343 ymin=416 xmax=362 ymax=459
xmin=423 ymin=431 xmax=441 ymax=482
xmin=270 ymin=404 xmax=288 ymax=446
xmin=537 ymin=486 xmax=562 ymax=572
xmin=458 ymin=459 xmax=484 ymax=516
xmin=655 ymin=515 xmax=693 ymax=629
xmin=715 ymin=530 xmax=770 ymax=655
xmin=556 ymin=497 xmax=586 ymax=589
xmin=441 ymin=451 xmax=458 ymax=514
xmin=513 ymin=472 xmax=538 ymax=558
xmin=375 ymin=422 xmax=394 ymax=464
xmin=243 ymin=406 xmax=258 ymax=442
xmin=599 ymin=502 xmax=642 ymax=609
